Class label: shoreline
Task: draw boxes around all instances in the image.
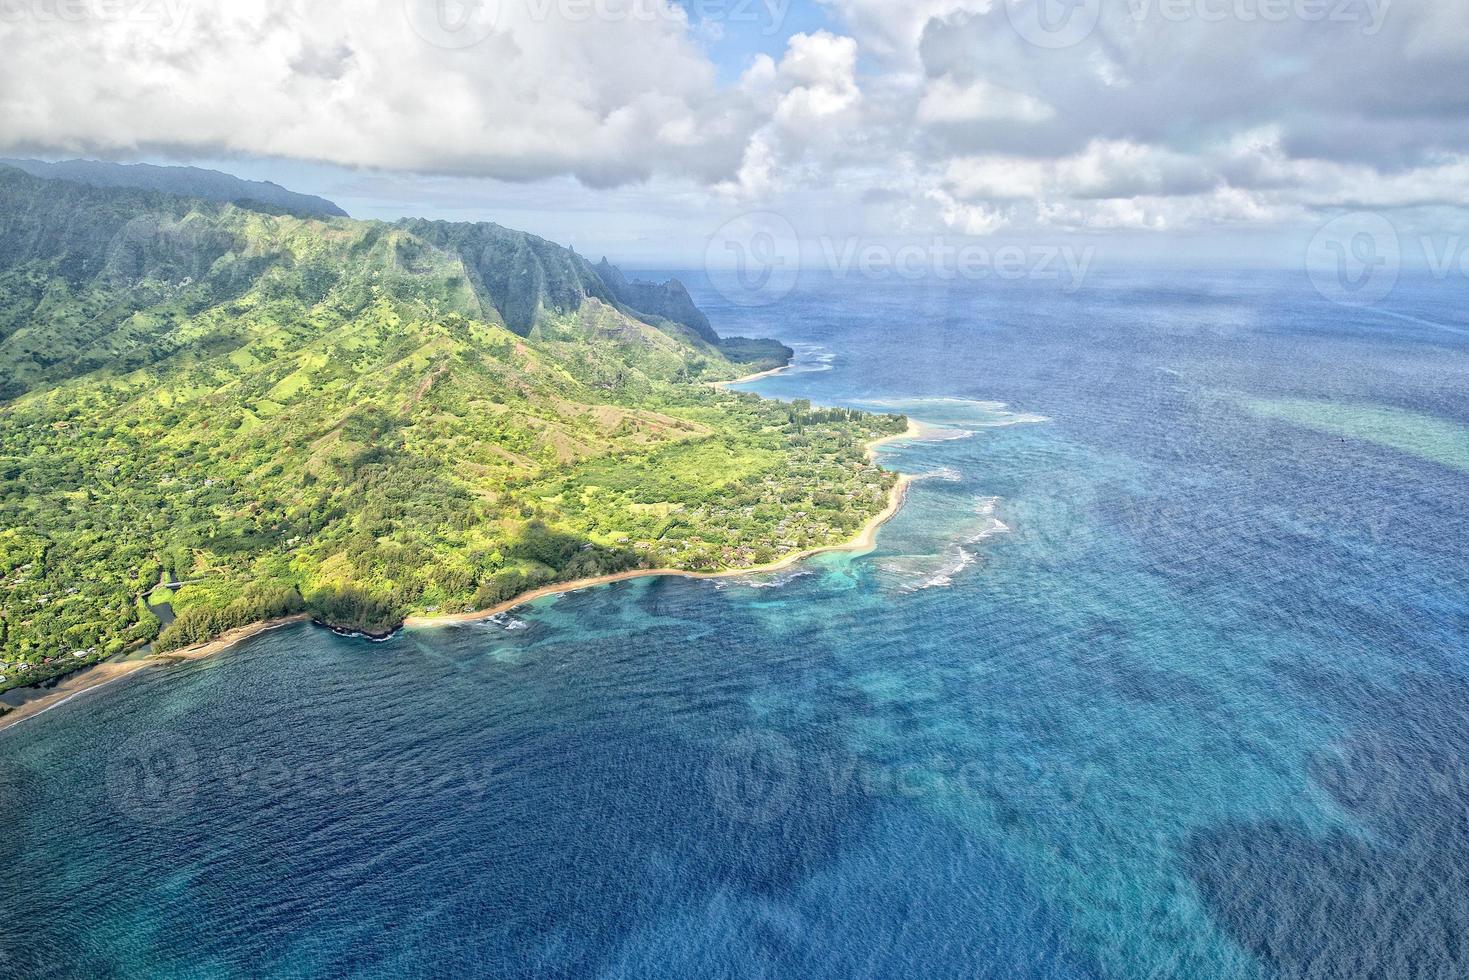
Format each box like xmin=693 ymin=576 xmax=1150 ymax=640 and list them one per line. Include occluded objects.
xmin=408 ymin=420 xmax=919 ymax=628
xmin=407 ymin=468 xmax=915 ymax=629
xmin=0 ymin=418 xmax=920 ymax=738
xmin=408 ymin=421 xmax=920 ymax=628
xmin=0 ymin=615 xmax=312 ymax=736
xmin=711 ymin=361 xmax=796 ymax=389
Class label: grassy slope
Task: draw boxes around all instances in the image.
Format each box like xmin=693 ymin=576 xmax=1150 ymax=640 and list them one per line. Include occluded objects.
xmin=0 ymin=173 xmax=904 ymax=692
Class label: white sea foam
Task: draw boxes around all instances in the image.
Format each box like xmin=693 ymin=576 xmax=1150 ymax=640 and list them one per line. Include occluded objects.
xmin=976 ymin=412 xmax=1050 ymax=427
xmin=918 ymin=426 xmax=977 ymax=444
xmin=879 ymin=547 xmax=976 ymax=591
xmin=329 ymin=627 xmax=399 ymax=642
xmin=862 ymin=396 xmax=1049 ymax=428
xmin=709 ymin=568 xmax=814 ymax=591
xmin=914 ymin=547 xmax=978 ymax=590
xmin=877 ymin=496 xmax=1010 ymax=591
xmin=462 ymin=613 xmax=529 ymax=632
xmin=788 ymin=343 xmax=835 ymax=374
xmin=740 ymin=568 xmax=815 ymax=589
xmin=968 ymin=497 xmax=1011 ymax=542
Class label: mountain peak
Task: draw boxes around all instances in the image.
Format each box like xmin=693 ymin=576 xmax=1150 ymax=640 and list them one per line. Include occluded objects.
xmin=593 ymin=258 xmax=717 ymax=345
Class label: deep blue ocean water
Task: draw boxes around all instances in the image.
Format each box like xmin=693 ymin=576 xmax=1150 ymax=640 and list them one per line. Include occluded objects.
xmin=3 ymin=271 xmax=1468 ymax=978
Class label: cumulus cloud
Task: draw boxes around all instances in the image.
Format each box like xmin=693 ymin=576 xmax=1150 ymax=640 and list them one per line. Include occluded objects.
xmin=717 ymin=30 xmax=864 ymax=198
xmin=944 ymin=141 xmax=1216 ymax=203
xmin=917 ymin=77 xmax=1054 ymax=125
xmin=0 ymin=0 xmax=755 ymax=186
xmin=770 ymin=30 xmax=861 ymax=128
xmin=815 ymin=0 xmax=993 ymax=66
xmin=897 ymin=0 xmax=1469 ymax=235
xmin=4 ymin=0 xmax=1469 ymax=244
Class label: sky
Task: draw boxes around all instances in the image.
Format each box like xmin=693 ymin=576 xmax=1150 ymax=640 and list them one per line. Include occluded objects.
xmin=3 ymin=0 xmax=1469 ymax=272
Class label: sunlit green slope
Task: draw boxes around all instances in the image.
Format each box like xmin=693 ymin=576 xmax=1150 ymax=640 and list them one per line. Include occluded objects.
xmin=0 ymin=167 xmax=902 ymax=690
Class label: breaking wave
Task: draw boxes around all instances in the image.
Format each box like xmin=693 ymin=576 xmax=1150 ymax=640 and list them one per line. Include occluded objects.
xmin=879 ymin=496 xmax=1012 ymax=592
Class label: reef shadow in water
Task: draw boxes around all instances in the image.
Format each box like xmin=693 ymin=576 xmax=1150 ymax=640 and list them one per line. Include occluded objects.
xmin=1186 ymin=671 xmax=1469 ymax=979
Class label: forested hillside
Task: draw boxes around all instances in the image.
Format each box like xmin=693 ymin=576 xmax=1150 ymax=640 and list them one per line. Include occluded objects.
xmin=0 ymin=158 xmax=348 ymax=218
xmin=0 ymin=166 xmax=904 ymax=693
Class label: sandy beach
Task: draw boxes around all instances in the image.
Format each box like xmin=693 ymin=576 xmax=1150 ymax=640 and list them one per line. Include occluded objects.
xmin=407 ymin=469 xmax=915 ymax=629
xmin=0 ymin=615 xmax=312 ymax=736
xmin=711 ymin=362 xmax=795 ymax=389
xmin=0 ymin=421 xmax=920 ymax=736
xmin=408 ymin=419 xmax=921 ymax=628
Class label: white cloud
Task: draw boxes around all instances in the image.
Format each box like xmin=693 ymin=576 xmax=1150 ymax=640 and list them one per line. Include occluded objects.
xmin=925 ymin=189 xmax=1011 ymax=234
xmin=771 ymin=31 xmax=861 ymax=129
xmin=815 ymin=0 xmax=993 ymax=65
xmin=943 ymin=141 xmax=1214 ymax=202
xmin=932 ymin=131 xmax=1469 ymax=234
xmin=5 ymin=0 xmax=1469 ymax=249
xmin=0 ymin=0 xmax=752 ymax=187
xmin=717 ymin=30 xmax=864 ymax=198
xmin=917 ymin=76 xmax=1054 ymax=124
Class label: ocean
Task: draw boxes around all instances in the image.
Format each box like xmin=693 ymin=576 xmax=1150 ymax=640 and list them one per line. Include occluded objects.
xmin=2 ymin=270 xmax=1467 ymax=978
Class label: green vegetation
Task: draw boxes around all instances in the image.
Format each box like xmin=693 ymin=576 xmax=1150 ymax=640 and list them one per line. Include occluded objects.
xmin=0 ymin=166 xmax=905 ymax=692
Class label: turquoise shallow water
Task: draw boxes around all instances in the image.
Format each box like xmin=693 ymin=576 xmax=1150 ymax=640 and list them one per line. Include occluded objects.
xmin=3 ymin=271 xmax=1468 ymax=977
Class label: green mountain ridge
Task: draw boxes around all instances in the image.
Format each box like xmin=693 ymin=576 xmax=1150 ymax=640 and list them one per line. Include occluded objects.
xmin=0 ymin=167 xmax=790 ymax=398
xmin=594 ymin=257 xmax=718 ymax=343
xmin=0 ymin=166 xmax=903 ymax=695
xmin=0 ymin=157 xmax=349 ymax=219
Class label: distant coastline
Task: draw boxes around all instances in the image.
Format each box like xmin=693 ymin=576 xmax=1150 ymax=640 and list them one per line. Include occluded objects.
xmin=0 ymin=420 xmax=919 ymax=737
